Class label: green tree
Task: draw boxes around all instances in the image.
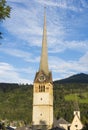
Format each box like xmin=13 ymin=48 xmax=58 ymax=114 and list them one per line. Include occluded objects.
xmin=0 ymin=0 xmax=11 ymax=38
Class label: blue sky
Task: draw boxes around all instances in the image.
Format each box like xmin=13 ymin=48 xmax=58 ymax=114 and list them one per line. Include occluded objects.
xmin=0 ymin=0 xmax=88 ymax=84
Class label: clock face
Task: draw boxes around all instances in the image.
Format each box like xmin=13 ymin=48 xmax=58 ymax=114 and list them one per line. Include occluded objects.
xmin=38 ymin=74 xmax=46 ymax=82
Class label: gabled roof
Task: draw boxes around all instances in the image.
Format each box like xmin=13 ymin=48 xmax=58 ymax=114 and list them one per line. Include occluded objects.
xmin=57 ymin=117 xmax=69 ymax=124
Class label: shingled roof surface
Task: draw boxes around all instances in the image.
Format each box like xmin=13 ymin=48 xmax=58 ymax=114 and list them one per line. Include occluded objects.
xmin=57 ymin=117 xmax=69 ymax=124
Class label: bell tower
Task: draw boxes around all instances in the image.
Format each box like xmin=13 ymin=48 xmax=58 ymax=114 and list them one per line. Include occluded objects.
xmin=32 ymin=8 xmax=53 ymax=130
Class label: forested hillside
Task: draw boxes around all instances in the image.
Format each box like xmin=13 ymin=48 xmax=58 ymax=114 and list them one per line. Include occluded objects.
xmin=0 ymin=73 xmax=88 ymax=125
xmin=54 ymin=73 xmax=88 ymax=84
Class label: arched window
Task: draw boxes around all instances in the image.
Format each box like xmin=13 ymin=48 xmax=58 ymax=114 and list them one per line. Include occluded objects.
xmin=39 ymin=85 xmax=45 ymax=92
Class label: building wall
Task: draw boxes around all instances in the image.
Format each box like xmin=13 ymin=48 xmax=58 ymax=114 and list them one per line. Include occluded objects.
xmin=70 ymin=115 xmax=83 ymax=130
xmin=59 ymin=124 xmax=69 ymax=130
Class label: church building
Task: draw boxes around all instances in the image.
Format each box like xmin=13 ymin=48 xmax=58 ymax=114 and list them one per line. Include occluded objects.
xmin=32 ymin=8 xmax=53 ymax=130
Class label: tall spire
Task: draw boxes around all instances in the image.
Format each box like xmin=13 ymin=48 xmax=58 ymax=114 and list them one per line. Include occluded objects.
xmin=39 ymin=7 xmax=49 ymax=75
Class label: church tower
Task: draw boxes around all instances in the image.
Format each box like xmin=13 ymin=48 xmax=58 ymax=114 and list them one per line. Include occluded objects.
xmin=32 ymin=8 xmax=53 ymax=130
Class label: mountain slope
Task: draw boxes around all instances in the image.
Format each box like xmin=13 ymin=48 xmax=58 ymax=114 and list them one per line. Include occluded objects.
xmin=54 ymin=73 xmax=88 ymax=84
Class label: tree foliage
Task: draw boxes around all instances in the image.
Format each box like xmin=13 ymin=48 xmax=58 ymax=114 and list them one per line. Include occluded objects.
xmin=0 ymin=0 xmax=11 ymax=38
xmin=0 ymin=82 xmax=88 ymax=126
xmin=0 ymin=0 xmax=11 ymax=20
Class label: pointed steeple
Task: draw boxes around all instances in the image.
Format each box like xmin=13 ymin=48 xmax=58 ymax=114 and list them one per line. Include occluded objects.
xmin=74 ymin=94 xmax=80 ymax=111
xmin=39 ymin=7 xmax=49 ymax=75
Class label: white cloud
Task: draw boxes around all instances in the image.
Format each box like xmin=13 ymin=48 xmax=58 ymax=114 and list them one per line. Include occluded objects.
xmin=0 ymin=48 xmax=40 ymax=63
xmin=7 ymin=17 xmax=40 ymax=36
xmin=0 ymin=62 xmax=32 ymax=83
xmin=79 ymin=51 xmax=88 ymax=65
xmin=0 ymin=51 xmax=88 ymax=83
xmin=49 ymin=54 xmax=88 ymax=80
xmin=4 ymin=2 xmax=43 ymax=42
xmin=65 ymin=40 xmax=88 ymax=50
xmin=2 ymin=48 xmax=31 ymax=58
xmin=35 ymin=0 xmax=83 ymax=12
xmin=4 ymin=0 xmax=66 ymax=47
xmin=48 ymin=40 xmax=88 ymax=53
